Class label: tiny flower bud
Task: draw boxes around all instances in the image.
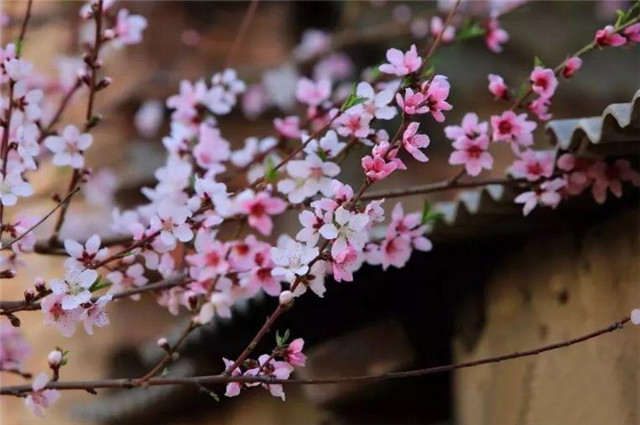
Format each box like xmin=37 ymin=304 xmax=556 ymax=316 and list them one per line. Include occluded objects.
xmin=34 ymin=277 xmax=46 ymax=293
xmin=279 ymin=290 xmax=294 ymax=306
xmin=96 ymin=77 xmax=112 ymax=91
xmin=48 ymin=350 xmax=63 ymax=368
xmin=24 ymin=289 xmax=36 ymax=303
xmin=631 ymin=308 xmax=640 ymax=326
xmin=8 ymin=313 xmax=20 ymax=327
xmin=0 ymin=269 xmax=16 ymax=279
xmin=157 ymin=337 xmax=170 ymax=351
xmin=103 ymin=29 xmax=116 ymax=40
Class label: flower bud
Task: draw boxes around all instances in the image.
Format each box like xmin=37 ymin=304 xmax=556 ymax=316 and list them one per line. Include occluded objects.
xmin=48 ymin=350 xmax=63 ymax=368
xmin=631 ymin=308 xmax=640 ymax=326
xmin=34 ymin=277 xmax=46 ymax=293
xmin=24 ymin=289 xmax=36 ymax=303
xmin=157 ymin=337 xmax=170 ymax=351
xmin=279 ymin=290 xmax=294 ymax=306
xmin=103 ymin=29 xmax=116 ymax=40
xmin=0 ymin=269 xmax=16 ymax=279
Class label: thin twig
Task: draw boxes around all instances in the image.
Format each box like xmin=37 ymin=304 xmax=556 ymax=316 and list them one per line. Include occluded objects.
xmin=0 ymin=316 xmax=630 ymax=396
xmin=1 ymin=188 xmax=80 ymax=252
xmin=224 ymin=0 xmax=260 ymax=69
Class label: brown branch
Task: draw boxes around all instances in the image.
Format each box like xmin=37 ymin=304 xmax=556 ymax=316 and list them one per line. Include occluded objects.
xmin=359 ymin=176 xmax=530 ymax=202
xmin=1 ymin=188 xmax=80 ymax=252
xmin=224 ymin=0 xmax=260 ymax=69
xmin=510 ymin=14 xmax=640 ymax=111
xmin=48 ymin=0 xmax=105 ymax=244
xmin=0 ymin=316 xmax=630 ymax=396
xmin=17 ymin=0 xmax=33 ymax=48
xmin=0 ymin=273 xmax=188 ymax=314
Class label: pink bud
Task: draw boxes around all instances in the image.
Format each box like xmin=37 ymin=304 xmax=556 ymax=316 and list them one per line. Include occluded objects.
xmin=157 ymin=337 xmax=170 ymax=351
xmin=279 ymin=290 xmax=294 ymax=305
xmin=34 ymin=277 xmax=46 ymax=292
xmin=631 ymin=309 xmax=640 ymax=326
xmin=103 ymin=29 xmax=116 ymax=40
xmin=48 ymin=350 xmax=63 ymax=367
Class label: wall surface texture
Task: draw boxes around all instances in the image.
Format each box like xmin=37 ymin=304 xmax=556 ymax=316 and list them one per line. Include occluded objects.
xmin=454 ymin=208 xmax=640 ymax=425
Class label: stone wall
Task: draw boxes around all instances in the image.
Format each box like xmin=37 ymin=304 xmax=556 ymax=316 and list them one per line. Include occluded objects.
xmin=454 ymin=209 xmax=640 ymax=425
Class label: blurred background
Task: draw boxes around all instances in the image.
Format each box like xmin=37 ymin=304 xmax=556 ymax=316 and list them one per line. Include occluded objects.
xmin=0 ymin=1 xmax=639 ymax=424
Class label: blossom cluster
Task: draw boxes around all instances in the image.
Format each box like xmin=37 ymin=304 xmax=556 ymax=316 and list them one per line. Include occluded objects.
xmin=1 ymin=0 xmax=639 ymax=418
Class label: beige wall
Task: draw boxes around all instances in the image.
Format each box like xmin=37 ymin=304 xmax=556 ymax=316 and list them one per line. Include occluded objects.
xmin=454 ymin=209 xmax=640 ymax=425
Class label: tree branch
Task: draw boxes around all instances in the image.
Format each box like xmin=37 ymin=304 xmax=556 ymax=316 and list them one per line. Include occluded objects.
xmin=0 ymin=315 xmax=630 ymax=396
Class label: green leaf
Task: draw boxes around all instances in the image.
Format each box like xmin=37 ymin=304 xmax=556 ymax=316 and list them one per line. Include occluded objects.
xmin=615 ymin=9 xmax=627 ymax=27
xmin=161 ymin=367 xmax=170 ymax=377
xmin=456 ymin=20 xmax=486 ymax=41
xmin=90 ymin=281 xmax=112 ymax=293
xmin=15 ymin=39 xmax=23 ymax=57
xmin=275 ymin=328 xmax=291 ymax=347
xmin=340 ymin=83 xmax=367 ymax=112
xmin=264 ymin=156 xmax=280 ymax=183
xmin=206 ymin=390 xmax=220 ymax=402
xmin=420 ymin=66 xmax=436 ymax=80
xmin=533 ymin=56 xmax=545 ymax=68
xmin=88 ymin=274 xmax=103 ymax=292
xmin=421 ymin=201 xmax=444 ymax=225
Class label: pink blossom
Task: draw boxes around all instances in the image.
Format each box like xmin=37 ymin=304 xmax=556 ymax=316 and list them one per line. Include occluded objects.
xmin=166 ymin=79 xmax=207 ymax=124
xmin=379 ymin=44 xmax=422 ymax=76
xmin=331 ymin=245 xmax=362 ymax=282
xmin=297 ymin=209 xmax=329 ymax=245
xmin=0 ymin=172 xmax=32 ymax=206
xmin=530 ymin=66 xmax=558 ymax=99
xmin=355 ymin=82 xmax=397 ymax=120
xmin=296 ymin=78 xmax=330 ymax=106
xmin=107 ymin=264 xmax=148 ymax=299
xmin=187 ymin=229 xmax=230 ymax=280
xmin=278 ymin=153 xmax=340 ymax=203
xmin=430 ymin=16 xmax=456 ymax=44
xmin=335 ymin=110 xmax=373 ymax=138
xmin=193 ymin=124 xmax=231 ymax=171
xmin=387 ymin=203 xmax=432 ymax=253
xmin=396 ymin=88 xmax=428 ymax=115
xmin=528 ymin=96 xmax=552 ymax=121
xmin=485 ymin=18 xmax=509 ymax=53
xmin=587 ymin=159 xmax=640 ymax=204
xmin=150 ymin=204 xmax=194 ymax=245
xmin=510 ymin=150 xmax=555 ymax=182
xmin=624 ymin=23 xmax=640 ymax=44
xmin=274 ymin=116 xmax=302 ymax=139
xmin=319 ymin=206 xmax=370 ymax=259
xmin=113 ymin=9 xmax=148 ymax=48
xmin=362 ymin=141 xmax=404 ymax=182
xmin=134 ymin=100 xmax=164 ymax=138
xmin=556 ymin=153 xmax=592 ymax=196
xmin=284 ymin=338 xmax=307 ymax=367
xmin=44 ymin=125 xmax=93 ymax=169
xmin=304 ymin=130 xmax=346 ymax=158
xmin=49 ymin=269 xmax=98 ymax=310
xmin=293 ymin=29 xmax=331 ymax=61
xmin=514 ymin=178 xmax=565 ymax=216
xmin=41 ymin=293 xmax=83 ymax=337
xmin=595 ymin=25 xmax=626 ymax=47
xmin=488 ymin=74 xmax=508 ymax=99
xmin=402 ymin=122 xmax=430 ymax=162
xmin=236 ymin=190 xmax=287 ymax=235
xmin=222 ymin=358 xmax=243 ymax=397
xmin=490 ymin=110 xmax=537 ymax=149
xmin=270 ymin=235 xmax=319 ymax=283
xmin=0 ymin=323 xmax=31 ymax=371
xmin=252 ymin=354 xmax=294 ymax=400
xmin=422 ymin=75 xmax=452 ymax=122
xmin=80 ymin=295 xmax=112 ymax=335
xmin=448 ymin=136 xmax=493 ymax=177
xmin=25 ymin=373 xmax=60 ymax=417
xmin=561 ymin=57 xmax=582 ymax=79
xmin=64 ymin=234 xmax=109 ymax=267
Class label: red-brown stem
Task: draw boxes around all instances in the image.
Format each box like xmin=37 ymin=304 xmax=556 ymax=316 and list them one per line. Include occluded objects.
xmin=48 ymin=0 xmax=105 ymax=244
xmin=224 ymin=0 xmax=260 ymax=68
xmin=0 ymin=316 xmax=630 ymax=396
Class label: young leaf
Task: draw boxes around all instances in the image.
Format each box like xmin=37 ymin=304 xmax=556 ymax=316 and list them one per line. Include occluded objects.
xmin=340 ymin=83 xmax=367 ymax=111
xmin=421 ymin=201 xmax=444 ymax=225
xmin=264 ymin=156 xmax=279 ymax=183
xmin=533 ymin=56 xmax=545 ymax=68
xmin=456 ymin=21 xmax=486 ymax=41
